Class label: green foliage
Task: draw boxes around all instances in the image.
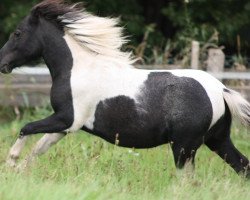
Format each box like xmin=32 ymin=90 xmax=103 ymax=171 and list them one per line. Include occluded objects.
xmin=85 ymin=0 xmax=145 ymax=38
xmin=161 ymin=3 xmax=213 ymax=66
xmin=0 ymin=0 xmax=250 ymax=65
xmin=0 ymin=0 xmax=39 ymax=44
xmin=162 ymin=0 xmax=250 ymax=62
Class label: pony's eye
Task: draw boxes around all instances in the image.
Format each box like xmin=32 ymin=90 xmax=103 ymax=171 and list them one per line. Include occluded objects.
xmin=14 ymin=30 xmax=21 ymax=37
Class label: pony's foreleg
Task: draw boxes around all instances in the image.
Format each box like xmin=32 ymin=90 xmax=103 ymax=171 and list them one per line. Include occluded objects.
xmin=6 ymin=136 xmax=28 ymax=167
xmin=17 ymin=133 xmax=65 ymax=170
xmin=19 ymin=113 xmax=72 ymax=137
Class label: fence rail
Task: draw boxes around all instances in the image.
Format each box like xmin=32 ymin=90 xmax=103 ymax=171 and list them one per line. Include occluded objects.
xmin=11 ymin=66 xmax=250 ymax=79
xmin=1 ymin=66 xmax=250 ymax=106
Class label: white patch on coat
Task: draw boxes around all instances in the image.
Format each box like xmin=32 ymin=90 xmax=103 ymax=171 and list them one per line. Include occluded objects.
xmin=170 ymin=69 xmax=226 ymax=128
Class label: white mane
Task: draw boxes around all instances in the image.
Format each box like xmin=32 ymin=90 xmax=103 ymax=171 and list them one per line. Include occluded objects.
xmin=59 ymin=11 xmax=134 ymax=65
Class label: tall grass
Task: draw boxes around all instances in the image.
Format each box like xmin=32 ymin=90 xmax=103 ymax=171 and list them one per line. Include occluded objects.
xmin=0 ymin=108 xmax=250 ymax=200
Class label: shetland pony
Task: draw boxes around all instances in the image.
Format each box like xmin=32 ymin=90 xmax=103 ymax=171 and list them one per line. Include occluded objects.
xmin=0 ymin=0 xmax=249 ymax=177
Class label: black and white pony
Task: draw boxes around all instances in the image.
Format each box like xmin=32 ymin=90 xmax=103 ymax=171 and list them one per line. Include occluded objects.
xmin=0 ymin=0 xmax=249 ymax=177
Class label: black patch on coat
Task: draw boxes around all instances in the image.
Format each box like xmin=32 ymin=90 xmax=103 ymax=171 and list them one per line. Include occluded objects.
xmin=88 ymin=72 xmax=213 ymax=148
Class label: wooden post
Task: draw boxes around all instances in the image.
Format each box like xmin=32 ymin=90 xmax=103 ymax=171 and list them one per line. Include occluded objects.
xmin=207 ymin=48 xmax=225 ymax=73
xmin=191 ymin=41 xmax=200 ymax=69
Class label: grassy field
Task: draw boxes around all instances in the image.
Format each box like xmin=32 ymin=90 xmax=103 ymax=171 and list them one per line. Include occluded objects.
xmin=0 ymin=108 xmax=250 ymax=200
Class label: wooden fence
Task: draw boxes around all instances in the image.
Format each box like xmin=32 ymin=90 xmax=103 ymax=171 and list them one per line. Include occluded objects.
xmin=0 ymin=67 xmax=51 ymax=107
xmin=1 ymin=66 xmax=250 ymax=106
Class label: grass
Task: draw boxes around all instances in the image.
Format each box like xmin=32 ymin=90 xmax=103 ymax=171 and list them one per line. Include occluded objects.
xmin=0 ymin=108 xmax=250 ymax=200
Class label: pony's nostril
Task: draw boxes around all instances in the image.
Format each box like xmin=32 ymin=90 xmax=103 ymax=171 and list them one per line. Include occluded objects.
xmin=0 ymin=64 xmax=12 ymax=74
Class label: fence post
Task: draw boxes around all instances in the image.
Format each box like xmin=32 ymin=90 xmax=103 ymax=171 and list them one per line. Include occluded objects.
xmin=191 ymin=41 xmax=200 ymax=69
xmin=207 ymin=48 xmax=225 ymax=73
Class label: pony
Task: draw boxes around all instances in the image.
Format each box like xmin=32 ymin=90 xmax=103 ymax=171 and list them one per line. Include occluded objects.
xmin=0 ymin=0 xmax=249 ymax=177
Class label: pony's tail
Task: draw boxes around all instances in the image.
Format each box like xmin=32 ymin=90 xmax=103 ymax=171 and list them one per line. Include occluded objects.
xmin=223 ymin=88 xmax=250 ymax=126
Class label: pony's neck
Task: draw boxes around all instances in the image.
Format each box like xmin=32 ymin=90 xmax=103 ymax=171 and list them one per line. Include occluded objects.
xmin=40 ymin=20 xmax=73 ymax=81
xmin=40 ymin=19 xmax=132 ymax=81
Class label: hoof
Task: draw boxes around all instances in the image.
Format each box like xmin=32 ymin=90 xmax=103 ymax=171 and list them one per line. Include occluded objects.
xmin=5 ymin=158 xmax=17 ymax=168
xmin=15 ymin=163 xmax=27 ymax=172
xmin=19 ymin=132 xmax=25 ymax=139
xmin=244 ymin=171 xmax=250 ymax=180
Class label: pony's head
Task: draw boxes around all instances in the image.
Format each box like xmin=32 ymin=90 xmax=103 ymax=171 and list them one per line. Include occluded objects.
xmin=0 ymin=0 xmax=81 ymax=74
xmin=0 ymin=0 xmax=132 ymax=74
xmin=0 ymin=15 xmax=42 ymax=74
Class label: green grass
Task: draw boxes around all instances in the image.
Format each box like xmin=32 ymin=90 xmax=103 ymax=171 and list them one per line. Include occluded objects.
xmin=0 ymin=109 xmax=250 ymax=200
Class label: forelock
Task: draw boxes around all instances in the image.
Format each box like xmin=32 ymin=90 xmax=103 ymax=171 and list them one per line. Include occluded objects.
xmin=31 ymin=0 xmax=83 ymax=22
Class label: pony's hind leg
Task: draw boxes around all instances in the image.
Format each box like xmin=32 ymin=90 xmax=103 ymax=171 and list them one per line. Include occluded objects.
xmin=205 ymin=104 xmax=250 ymax=178
xmin=6 ymin=136 xmax=28 ymax=167
xmin=206 ymin=136 xmax=250 ymax=178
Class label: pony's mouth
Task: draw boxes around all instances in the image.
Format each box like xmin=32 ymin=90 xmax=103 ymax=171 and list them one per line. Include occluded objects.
xmin=0 ymin=64 xmax=12 ymax=74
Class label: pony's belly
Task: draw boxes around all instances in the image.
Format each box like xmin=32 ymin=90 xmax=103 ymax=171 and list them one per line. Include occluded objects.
xmin=97 ymin=131 xmax=168 ymax=148
xmin=84 ymin=124 xmax=169 ymax=149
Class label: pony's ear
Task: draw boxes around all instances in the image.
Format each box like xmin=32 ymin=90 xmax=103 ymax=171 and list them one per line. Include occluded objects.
xmin=29 ymin=7 xmax=41 ymax=24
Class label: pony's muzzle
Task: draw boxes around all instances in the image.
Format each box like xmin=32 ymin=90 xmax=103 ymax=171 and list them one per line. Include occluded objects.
xmin=0 ymin=64 xmax=12 ymax=74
